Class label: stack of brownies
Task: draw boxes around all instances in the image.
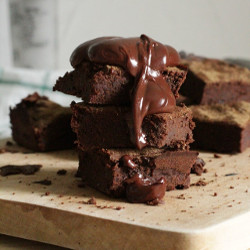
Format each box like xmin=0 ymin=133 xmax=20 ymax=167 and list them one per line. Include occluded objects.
xmin=179 ymin=56 xmax=250 ymax=153
xmin=54 ymin=35 xmax=198 ymax=204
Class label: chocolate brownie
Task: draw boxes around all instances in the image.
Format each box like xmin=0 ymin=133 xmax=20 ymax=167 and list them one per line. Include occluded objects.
xmin=10 ymin=93 xmax=76 ymax=151
xmin=54 ymin=62 xmax=187 ymax=105
xmin=78 ymin=148 xmax=198 ymax=202
xmin=190 ymin=101 xmax=250 ymax=153
xmin=179 ymin=57 xmax=250 ymax=105
xmin=71 ymin=102 xmax=194 ymax=150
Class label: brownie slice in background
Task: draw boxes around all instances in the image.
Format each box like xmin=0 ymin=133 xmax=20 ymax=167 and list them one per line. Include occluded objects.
xmin=190 ymin=101 xmax=250 ymax=153
xmin=54 ymin=62 xmax=187 ymax=105
xmin=71 ymin=102 xmax=194 ymax=150
xmin=78 ymin=147 xmax=198 ymax=198
xmin=10 ymin=93 xmax=76 ymax=151
xmin=179 ymin=58 xmax=250 ymax=105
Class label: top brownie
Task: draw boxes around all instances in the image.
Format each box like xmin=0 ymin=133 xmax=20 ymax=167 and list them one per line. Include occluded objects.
xmin=53 ymin=61 xmax=187 ymax=105
xmin=179 ymin=57 xmax=250 ymax=105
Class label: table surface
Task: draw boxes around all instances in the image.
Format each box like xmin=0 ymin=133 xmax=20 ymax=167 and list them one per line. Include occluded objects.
xmin=0 ymin=138 xmax=249 ymax=250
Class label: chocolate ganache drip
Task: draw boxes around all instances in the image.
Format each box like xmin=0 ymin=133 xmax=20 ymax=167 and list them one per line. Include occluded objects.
xmin=70 ymin=35 xmax=180 ymax=149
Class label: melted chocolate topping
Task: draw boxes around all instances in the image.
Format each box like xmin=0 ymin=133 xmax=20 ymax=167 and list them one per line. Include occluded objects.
xmin=120 ymin=155 xmax=166 ymax=204
xmin=70 ymin=35 xmax=180 ymax=149
xmin=126 ymin=173 xmax=167 ymax=204
xmin=121 ymin=155 xmax=137 ymax=169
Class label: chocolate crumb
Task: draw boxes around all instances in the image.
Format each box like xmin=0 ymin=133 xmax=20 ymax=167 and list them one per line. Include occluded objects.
xmin=191 ymin=180 xmax=207 ymax=186
xmin=181 ymin=210 xmax=186 ymax=212
xmin=191 ymin=157 xmax=206 ymax=176
xmin=229 ymin=186 xmax=234 ymax=189
xmin=147 ymin=198 xmax=162 ymax=206
xmin=225 ymin=173 xmax=238 ymax=176
xmin=214 ymin=154 xmax=221 ymax=158
xmin=0 ymin=148 xmax=6 ymax=153
xmin=213 ymin=192 xmax=217 ymax=197
xmin=87 ymin=197 xmax=97 ymax=205
xmin=0 ymin=164 xmax=42 ymax=176
xmin=115 ymin=206 xmax=123 ymax=210
xmin=6 ymin=141 xmax=13 ymax=146
xmin=33 ymin=179 xmax=52 ymax=186
xmin=57 ymin=169 xmax=67 ymax=175
xmin=45 ymin=192 xmax=50 ymax=196
xmin=176 ymin=194 xmax=185 ymax=200
xmin=228 ymin=205 xmax=232 ymax=207
xmin=203 ymin=168 xmax=208 ymax=173
xmin=0 ymin=148 xmax=18 ymax=153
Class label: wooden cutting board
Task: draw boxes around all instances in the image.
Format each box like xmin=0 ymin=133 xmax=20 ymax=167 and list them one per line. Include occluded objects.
xmin=0 ymin=139 xmax=249 ymax=250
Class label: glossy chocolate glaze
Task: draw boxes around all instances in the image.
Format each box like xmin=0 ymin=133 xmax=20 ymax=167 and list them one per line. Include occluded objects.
xmin=126 ymin=174 xmax=167 ymax=204
xmin=70 ymin=35 xmax=180 ymax=149
xmin=121 ymin=155 xmax=137 ymax=169
xmin=121 ymin=155 xmax=166 ymax=204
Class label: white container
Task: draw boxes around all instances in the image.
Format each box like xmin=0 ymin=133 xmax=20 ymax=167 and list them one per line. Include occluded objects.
xmin=9 ymin=0 xmax=57 ymax=69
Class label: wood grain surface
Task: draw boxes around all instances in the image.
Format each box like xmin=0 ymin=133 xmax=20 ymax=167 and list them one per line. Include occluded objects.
xmin=0 ymin=139 xmax=249 ymax=250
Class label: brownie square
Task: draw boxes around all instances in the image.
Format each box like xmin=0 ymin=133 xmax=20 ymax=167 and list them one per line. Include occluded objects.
xmin=180 ymin=58 xmax=250 ymax=105
xmin=71 ymin=102 xmax=194 ymax=150
xmin=190 ymin=101 xmax=250 ymax=153
xmin=54 ymin=62 xmax=187 ymax=105
xmin=78 ymin=147 xmax=198 ymax=198
xmin=10 ymin=93 xmax=76 ymax=151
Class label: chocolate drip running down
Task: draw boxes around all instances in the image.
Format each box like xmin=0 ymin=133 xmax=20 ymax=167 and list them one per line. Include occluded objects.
xmin=70 ymin=35 xmax=180 ymax=149
xmin=121 ymin=155 xmax=167 ymax=204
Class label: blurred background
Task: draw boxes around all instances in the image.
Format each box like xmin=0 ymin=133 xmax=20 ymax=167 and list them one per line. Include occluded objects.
xmin=0 ymin=0 xmax=250 ymax=137
xmin=1 ymin=0 xmax=250 ymax=70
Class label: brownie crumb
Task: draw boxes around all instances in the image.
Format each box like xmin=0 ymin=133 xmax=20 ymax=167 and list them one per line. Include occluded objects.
xmin=203 ymin=168 xmax=208 ymax=173
xmin=191 ymin=157 xmax=206 ymax=176
xmin=33 ymin=179 xmax=52 ymax=186
xmin=228 ymin=205 xmax=232 ymax=207
xmin=0 ymin=148 xmax=18 ymax=154
xmin=229 ymin=186 xmax=234 ymax=189
xmin=225 ymin=173 xmax=238 ymax=177
xmin=176 ymin=194 xmax=185 ymax=200
xmin=45 ymin=192 xmax=50 ymax=196
xmin=57 ymin=169 xmax=67 ymax=175
xmin=115 ymin=206 xmax=123 ymax=210
xmin=87 ymin=197 xmax=97 ymax=205
xmin=213 ymin=192 xmax=217 ymax=197
xmin=214 ymin=154 xmax=221 ymax=158
xmin=191 ymin=180 xmax=207 ymax=186
xmin=147 ymin=198 xmax=163 ymax=206
xmin=0 ymin=164 xmax=42 ymax=176
xmin=6 ymin=141 xmax=13 ymax=146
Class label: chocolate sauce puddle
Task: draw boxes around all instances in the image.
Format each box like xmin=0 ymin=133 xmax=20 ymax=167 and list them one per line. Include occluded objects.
xmin=70 ymin=35 xmax=180 ymax=149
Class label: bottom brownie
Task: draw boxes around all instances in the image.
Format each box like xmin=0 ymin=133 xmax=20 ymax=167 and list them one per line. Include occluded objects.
xmin=78 ymin=148 xmax=198 ymax=204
